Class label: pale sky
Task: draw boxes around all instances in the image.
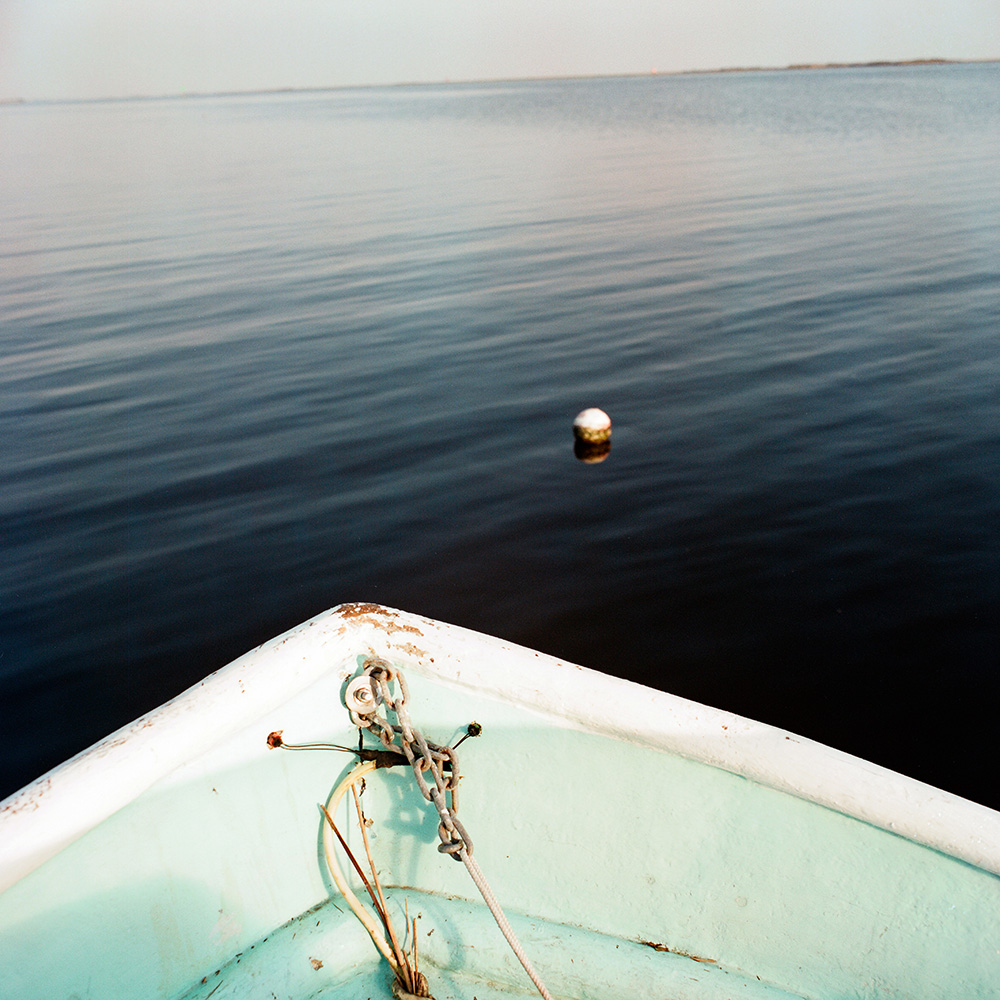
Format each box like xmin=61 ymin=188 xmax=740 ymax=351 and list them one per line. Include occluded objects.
xmin=2 ymin=0 xmax=998 ymax=101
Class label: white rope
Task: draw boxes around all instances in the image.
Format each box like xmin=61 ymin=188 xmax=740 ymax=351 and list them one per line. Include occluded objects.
xmin=459 ymin=849 xmax=555 ymax=1000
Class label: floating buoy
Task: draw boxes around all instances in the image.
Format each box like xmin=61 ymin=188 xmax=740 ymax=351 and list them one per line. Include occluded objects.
xmin=572 ymin=408 xmax=612 ymax=463
xmin=572 ymin=408 xmax=612 ymax=444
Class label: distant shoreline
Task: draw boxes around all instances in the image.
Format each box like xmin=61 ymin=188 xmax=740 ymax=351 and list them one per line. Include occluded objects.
xmin=686 ymin=57 xmax=962 ymax=74
xmin=2 ymin=57 xmax=997 ymax=106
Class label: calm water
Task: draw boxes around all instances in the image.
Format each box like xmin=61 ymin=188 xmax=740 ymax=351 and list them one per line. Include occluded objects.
xmin=2 ymin=65 xmax=999 ymax=808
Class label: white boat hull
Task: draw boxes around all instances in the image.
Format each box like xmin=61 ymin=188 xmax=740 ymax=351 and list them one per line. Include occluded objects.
xmin=1 ymin=603 xmax=998 ymax=999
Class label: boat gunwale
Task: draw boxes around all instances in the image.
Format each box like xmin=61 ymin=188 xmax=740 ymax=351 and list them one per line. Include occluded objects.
xmin=1 ymin=601 xmax=999 ymax=897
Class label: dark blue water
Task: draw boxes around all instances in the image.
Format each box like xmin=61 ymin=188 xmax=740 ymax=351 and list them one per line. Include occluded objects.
xmin=2 ymin=65 xmax=999 ymax=808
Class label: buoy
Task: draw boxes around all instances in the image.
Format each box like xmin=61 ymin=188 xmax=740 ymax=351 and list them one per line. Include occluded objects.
xmin=572 ymin=408 xmax=612 ymax=463
xmin=573 ymin=408 xmax=611 ymax=444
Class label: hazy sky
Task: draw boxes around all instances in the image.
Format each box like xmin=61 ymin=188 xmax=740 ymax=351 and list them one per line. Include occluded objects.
xmin=2 ymin=0 xmax=998 ymax=101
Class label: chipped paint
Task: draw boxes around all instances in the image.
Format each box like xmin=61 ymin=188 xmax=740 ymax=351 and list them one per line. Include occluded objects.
xmin=334 ymin=602 xmax=424 ymax=638
xmin=336 ymin=602 xmax=388 ymax=619
xmin=0 ymin=776 xmax=51 ymax=817
xmin=390 ymin=641 xmax=429 ymax=659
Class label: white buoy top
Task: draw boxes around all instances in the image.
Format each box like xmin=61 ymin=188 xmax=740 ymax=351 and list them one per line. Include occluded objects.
xmin=573 ymin=408 xmax=612 ymax=442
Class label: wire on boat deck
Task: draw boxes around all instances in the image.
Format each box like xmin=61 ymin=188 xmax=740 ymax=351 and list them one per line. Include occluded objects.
xmin=321 ymin=759 xmax=399 ymax=971
xmin=323 ymin=755 xmax=554 ymax=1000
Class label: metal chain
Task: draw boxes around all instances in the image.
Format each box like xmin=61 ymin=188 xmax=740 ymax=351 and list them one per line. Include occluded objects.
xmin=352 ymin=659 xmax=472 ymax=858
xmin=348 ymin=658 xmax=555 ymax=1000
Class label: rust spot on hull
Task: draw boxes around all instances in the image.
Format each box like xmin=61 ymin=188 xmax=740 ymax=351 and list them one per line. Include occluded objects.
xmin=392 ymin=641 xmax=429 ymax=659
xmin=337 ymin=602 xmax=389 ymax=619
xmin=639 ymin=940 xmax=717 ymax=964
xmin=334 ymin=603 xmax=424 ymax=638
xmin=640 ymin=940 xmax=670 ymax=952
xmin=0 ymin=776 xmax=52 ymax=816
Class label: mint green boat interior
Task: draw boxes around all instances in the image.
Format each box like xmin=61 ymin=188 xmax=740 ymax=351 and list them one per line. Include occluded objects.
xmin=1 ymin=603 xmax=998 ymax=1000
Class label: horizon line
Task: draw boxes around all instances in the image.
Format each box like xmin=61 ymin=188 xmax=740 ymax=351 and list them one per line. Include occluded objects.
xmin=3 ymin=56 xmax=997 ymax=107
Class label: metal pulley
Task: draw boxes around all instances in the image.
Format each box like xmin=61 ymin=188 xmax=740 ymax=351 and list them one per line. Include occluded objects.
xmin=344 ymin=673 xmax=382 ymax=717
